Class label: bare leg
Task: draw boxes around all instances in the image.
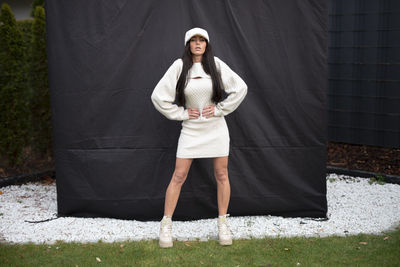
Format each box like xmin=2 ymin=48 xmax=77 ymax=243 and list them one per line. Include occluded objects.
xmin=164 ymin=157 xmax=193 ymax=217
xmin=213 ymin=156 xmax=230 ymax=216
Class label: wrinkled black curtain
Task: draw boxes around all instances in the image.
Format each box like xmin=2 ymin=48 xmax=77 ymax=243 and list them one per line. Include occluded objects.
xmin=46 ymin=0 xmax=328 ymax=221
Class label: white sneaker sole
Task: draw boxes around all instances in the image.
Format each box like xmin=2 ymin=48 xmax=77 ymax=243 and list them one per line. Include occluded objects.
xmin=159 ymin=239 xmax=173 ymax=248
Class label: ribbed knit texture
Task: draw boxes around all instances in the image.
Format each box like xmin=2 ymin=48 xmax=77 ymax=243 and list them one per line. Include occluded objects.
xmin=151 ymin=57 xmax=247 ymax=158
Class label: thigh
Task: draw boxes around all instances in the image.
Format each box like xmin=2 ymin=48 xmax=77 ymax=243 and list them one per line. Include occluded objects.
xmin=213 ymin=156 xmax=229 ymax=173
xmin=174 ymin=157 xmax=194 ymax=175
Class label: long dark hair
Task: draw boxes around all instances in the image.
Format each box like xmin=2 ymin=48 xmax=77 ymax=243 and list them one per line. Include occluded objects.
xmin=175 ymin=40 xmax=224 ymax=107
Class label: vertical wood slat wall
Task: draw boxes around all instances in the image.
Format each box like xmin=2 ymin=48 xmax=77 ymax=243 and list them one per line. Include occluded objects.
xmin=328 ymin=0 xmax=400 ymax=148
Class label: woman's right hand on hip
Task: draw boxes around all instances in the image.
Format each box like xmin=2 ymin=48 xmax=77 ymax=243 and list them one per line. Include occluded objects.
xmin=188 ymin=108 xmax=200 ymax=119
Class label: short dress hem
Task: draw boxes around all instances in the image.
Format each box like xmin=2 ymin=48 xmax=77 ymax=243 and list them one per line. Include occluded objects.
xmin=176 ymin=152 xmax=229 ymax=159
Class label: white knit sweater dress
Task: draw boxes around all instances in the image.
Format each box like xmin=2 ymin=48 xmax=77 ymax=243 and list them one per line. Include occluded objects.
xmin=151 ymin=56 xmax=247 ymax=158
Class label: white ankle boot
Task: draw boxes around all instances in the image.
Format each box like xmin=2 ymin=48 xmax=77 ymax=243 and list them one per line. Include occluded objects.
xmin=159 ymin=215 xmax=173 ymax=248
xmin=218 ymin=214 xmax=232 ymax=245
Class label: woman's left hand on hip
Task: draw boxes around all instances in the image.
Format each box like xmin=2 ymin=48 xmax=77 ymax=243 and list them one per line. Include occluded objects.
xmin=202 ymin=105 xmax=215 ymax=118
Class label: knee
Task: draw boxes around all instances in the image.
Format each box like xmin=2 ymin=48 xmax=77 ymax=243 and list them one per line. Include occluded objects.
xmin=214 ymin=169 xmax=229 ymax=184
xmin=171 ymin=170 xmax=188 ymax=185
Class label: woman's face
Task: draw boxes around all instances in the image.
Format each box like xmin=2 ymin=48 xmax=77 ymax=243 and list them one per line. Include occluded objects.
xmin=189 ymin=35 xmax=207 ymax=57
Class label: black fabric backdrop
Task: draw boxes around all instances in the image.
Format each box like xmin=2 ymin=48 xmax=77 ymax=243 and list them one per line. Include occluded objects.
xmin=46 ymin=0 xmax=328 ymax=221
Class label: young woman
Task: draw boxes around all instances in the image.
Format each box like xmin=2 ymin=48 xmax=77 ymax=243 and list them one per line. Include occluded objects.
xmin=151 ymin=27 xmax=247 ymax=248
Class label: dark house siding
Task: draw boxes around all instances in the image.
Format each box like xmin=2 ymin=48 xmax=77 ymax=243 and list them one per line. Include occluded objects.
xmin=328 ymin=0 xmax=400 ymax=148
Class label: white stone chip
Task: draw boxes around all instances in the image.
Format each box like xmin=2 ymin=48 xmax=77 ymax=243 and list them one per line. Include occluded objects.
xmin=0 ymin=173 xmax=399 ymax=244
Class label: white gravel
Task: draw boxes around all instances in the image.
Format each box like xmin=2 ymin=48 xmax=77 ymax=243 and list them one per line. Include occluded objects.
xmin=0 ymin=173 xmax=399 ymax=244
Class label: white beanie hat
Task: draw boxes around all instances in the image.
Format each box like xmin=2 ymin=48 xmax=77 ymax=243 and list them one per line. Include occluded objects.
xmin=184 ymin=27 xmax=209 ymax=46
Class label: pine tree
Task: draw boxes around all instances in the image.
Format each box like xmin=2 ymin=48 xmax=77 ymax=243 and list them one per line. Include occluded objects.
xmin=30 ymin=0 xmax=45 ymax=18
xmin=30 ymin=5 xmax=51 ymax=157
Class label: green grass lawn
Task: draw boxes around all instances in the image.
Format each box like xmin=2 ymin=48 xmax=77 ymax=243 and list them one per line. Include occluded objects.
xmin=1 ymin=226 xmax=399 ymax=267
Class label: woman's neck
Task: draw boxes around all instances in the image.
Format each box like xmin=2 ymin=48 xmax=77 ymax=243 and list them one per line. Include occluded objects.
xmin=192 ymin=55 xmax=202 ymax=63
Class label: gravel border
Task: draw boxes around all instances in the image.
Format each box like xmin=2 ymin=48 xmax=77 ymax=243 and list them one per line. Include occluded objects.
xmin=0 ymin=170 xmax=55 ymax=188
xmin=326 ymin=166 xmax=400 ymax=185
xmin=0 ymin=173 xmax=399 ymax=244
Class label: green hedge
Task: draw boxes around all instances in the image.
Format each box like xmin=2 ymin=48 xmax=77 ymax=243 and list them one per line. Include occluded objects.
xmin=30 ymin=6 xmax=51 ymax=156
xmin=0 ymin=3 xmax=50 ymax=168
